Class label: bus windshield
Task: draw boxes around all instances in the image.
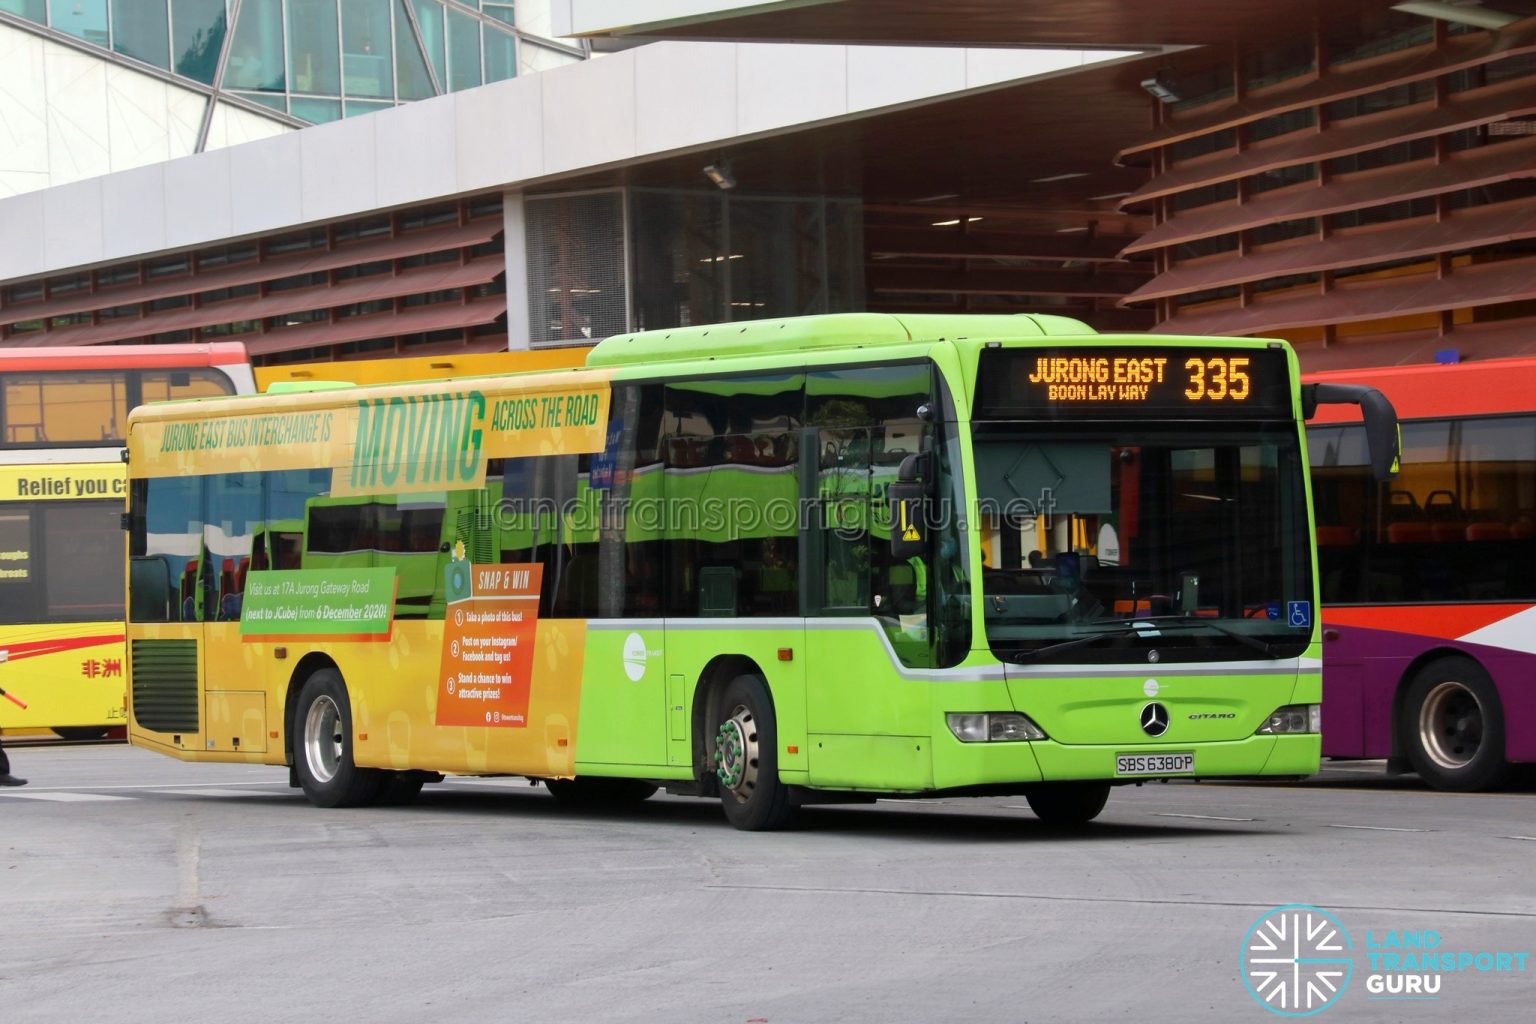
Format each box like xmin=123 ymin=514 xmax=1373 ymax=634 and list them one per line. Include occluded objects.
xmin=973 ymin=423 xmax=1313 ymax=663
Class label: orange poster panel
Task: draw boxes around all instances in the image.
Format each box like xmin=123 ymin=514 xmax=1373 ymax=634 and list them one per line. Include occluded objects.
xmin=436 ymin=562 xmax=543 ymax=727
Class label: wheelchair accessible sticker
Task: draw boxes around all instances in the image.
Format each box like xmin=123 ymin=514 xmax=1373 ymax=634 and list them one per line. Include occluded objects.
xmin=1287 ymin=601 xmax=1312 ymax=629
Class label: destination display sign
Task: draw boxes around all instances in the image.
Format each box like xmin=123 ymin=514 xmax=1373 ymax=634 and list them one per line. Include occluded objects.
xmin=975 ymin=346 xmax=1292 ymax=419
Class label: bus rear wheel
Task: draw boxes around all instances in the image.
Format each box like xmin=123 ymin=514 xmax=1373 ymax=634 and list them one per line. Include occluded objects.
xmin=1402 ymin=657 xmax=1510 ymax=792
xmin=714 ymin=674 xmax=796 ymax=831
xmin=293 ymin=668 xmax=382 ymax=808
xmin=1025 ymin=782 xmax=1110 ymax=825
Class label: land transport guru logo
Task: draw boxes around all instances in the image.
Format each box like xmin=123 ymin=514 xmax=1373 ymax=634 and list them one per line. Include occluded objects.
xmin=1242 ymin=904 xmax=1353 ymax=1016
xmin=1240 ymin=904 xmax=1530 ymax=1016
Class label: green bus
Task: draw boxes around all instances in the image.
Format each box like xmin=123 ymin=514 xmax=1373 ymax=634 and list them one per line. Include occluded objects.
xmin=124 ymin=313 xmax=1398 ymax=829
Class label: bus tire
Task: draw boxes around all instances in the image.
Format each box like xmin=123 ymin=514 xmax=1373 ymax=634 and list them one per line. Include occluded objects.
xmin=1025 ymin=782 xmax=1110 ymax=825
xmin=1401 ymin=657 xmax=1510 ymax=792
xmin=714 ymin=673 xmax=797 ymax=831
xmin=544 ymin=777 xmax=658 ymax=805
xmin=293 ymin=668 xmax=382 ymax=808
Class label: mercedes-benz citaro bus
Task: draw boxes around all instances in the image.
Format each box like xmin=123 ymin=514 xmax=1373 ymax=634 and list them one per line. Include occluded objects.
xmin=122 ymin=314 xmax=1398 ymax=829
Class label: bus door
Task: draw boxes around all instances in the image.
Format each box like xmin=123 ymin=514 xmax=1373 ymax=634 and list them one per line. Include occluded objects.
xmin=127 ymin=473 xmax=213 ymax=752
xmin=803 ymin=423 xmax=934 ymax=790
xmin=199 ymin=473 xmax=266 ymax=754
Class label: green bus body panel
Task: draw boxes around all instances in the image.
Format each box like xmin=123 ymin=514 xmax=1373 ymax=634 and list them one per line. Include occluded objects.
xmin=1007 ymin=674 xmax=1302 ymax=746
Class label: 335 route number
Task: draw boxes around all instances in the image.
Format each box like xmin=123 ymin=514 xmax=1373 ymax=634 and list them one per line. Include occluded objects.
xmin=1184 ymin=356 xmax=1251 ymax=401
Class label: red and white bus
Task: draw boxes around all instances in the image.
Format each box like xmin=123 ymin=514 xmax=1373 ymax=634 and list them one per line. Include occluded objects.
xmin=0 ymin=344 xmax=254 ymax=739
xmin=1307 ymin=358 xmax=1536 ymax=790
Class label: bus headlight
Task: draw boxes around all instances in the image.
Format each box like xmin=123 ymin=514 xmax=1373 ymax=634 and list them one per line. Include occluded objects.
xmin=1255 ymin=704 xmax=1321 ymax=735
xmin=946 ymin=712 xmax=1047 ymax=743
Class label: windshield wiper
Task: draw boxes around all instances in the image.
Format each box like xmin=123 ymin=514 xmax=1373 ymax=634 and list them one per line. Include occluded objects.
xmin=1011 ymin=622 xmax=1154 ymax=664
xmin=1176 ymin=618 xmax=1280 ymax=658
xmin=1011 ymin=615 xmax=1281 ymax=664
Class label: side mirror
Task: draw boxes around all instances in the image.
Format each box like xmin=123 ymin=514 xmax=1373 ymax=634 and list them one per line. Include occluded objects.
xmin=889 ymin=481 xmax=926 ymax=559
xmin=1302 ymin=383 xmax=1401 ymax=482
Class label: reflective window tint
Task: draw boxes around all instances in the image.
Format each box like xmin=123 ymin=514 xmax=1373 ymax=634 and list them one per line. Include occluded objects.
xmin=204 ymin=474 xmax=261 ymax=622
xmin=0 ymin=1 xmax=46 ymax=24
xmin=227 ymin=0 xmax=285 ymax=91
xmin=484 ymin=24 xmax=516 ymax=82
xmin=412 ymin=0 xmax=446 ymax=85
xmin=305 ymin=496 xmax=445 ymax=618
xmin=130 ymin=477 xmax=203 ymax=623
xmin=49 ymin=0 xmax=107 ymax=46
xmin=345 ymin=99 xmax=393 ymax=118
xmin=484 ymin=3 xmax=514 ymax=26
xmin=231 ymin=90 xmax=288 ymax=112
xmin=289 ymin=97 xmax=342 ymax=123
xmin=342 ymin=0 xmax=394 ymax=99
xmin=0 ymin=509 xmax=35 ymax=624
xmin=288 ymin=0 xmax=341 ymax=96
xmin=110 ymin=0 xmax=170 ymax=69
xmin=396 ymin=0 xmax=435 ymax=98
xmin=171 ymin=0 xmax=227 ymax=84
xmin=807 ymin=365 xmax=931 ymax=619
xmin=661 ymin=375 xmax=803 ymax=617
xmin=447 ymin=8 xmax=481 ymax=91
xmin=0 ymin=501 xmax=123 ymax=624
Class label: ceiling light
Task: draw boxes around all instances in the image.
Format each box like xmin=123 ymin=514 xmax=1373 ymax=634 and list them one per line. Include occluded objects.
xmin=1088 ymin=191 xmax=1134 ymax=201
xmin=1056 ymin=226 xmax=1090 ymax=234
xmin=1140 ymin=72 xmax=1181 ymax=104
xmin=702 ymin=161 xmax=736 ymax=190
xmin=1391 ymin=2 xmax=1519 ymax=30
xmin=1031 ymin=172 xmax=1090 ymax=183
xmin=931 ymin=217 xmax=983 ymax=227
xmin=911 ymin=193 xmax=960 ymax=203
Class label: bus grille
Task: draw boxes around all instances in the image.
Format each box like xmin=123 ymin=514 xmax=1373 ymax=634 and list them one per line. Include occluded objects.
xmin=131 ymin=640 xmax=199 ymax=734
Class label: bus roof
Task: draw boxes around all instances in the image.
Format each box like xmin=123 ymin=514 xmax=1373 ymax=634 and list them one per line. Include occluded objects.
xmin=0 ymin=342 xmax=248 ymax=371
xmin=1306 ymin=357 xmax=1536 ymax=422
xmin=254 ymin=347 xmax=588 ymax=391
xmin=585 ymin=312 xmax=1095 ymax=367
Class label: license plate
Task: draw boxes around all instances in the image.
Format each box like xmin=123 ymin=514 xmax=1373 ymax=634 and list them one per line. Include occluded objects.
xmin=1115 ymin=752 xmax=1195 ymax=776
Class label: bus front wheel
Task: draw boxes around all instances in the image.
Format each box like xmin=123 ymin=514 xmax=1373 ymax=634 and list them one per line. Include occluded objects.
xmin=1402 ymin=657 xmax=1510 ymax=792
xmin=1025 ymin=782 xmax=1110 ymax=825
xmin=293 ymin=668 xmax=382 ymax=808
xmin=713 ymin=674 xmax=797 ymax=831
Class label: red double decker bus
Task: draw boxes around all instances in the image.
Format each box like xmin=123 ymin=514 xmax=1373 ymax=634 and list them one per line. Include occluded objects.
xmin=1307 ymin=358 xmax=1536 ymax=790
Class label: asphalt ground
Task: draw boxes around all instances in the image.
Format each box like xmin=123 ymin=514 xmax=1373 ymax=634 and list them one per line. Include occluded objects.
xmin=2 ymin=743 xmax=1532 ymax=1024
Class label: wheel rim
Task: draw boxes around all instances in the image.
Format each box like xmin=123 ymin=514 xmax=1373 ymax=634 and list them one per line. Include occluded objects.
xmin=1419 ymin=680 xmax=1484 ymax=770
xmin=304 ymin=694 xmax=343 ymax=784
xmin=715 ymin=705 xmax=758 ymax=802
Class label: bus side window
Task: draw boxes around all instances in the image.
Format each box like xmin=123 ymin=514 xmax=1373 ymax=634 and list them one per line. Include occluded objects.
xmin=204 ymin=473 xmax=259 ymax=622
xmin=128 ymin=476 xmax=203 ymax=623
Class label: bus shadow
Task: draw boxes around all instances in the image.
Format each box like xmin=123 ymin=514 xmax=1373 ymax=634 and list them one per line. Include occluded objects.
xmin=404 ymin=785 xmax=1280 ymax=842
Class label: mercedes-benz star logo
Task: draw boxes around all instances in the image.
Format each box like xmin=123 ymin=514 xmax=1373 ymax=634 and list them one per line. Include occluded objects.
xmin=1140 ymin=701 xmax=1169 ymax=737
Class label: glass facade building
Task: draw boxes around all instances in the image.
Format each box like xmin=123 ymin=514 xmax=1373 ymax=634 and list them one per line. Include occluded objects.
xmin=0 ymin=0 xmax=533 ymax=124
